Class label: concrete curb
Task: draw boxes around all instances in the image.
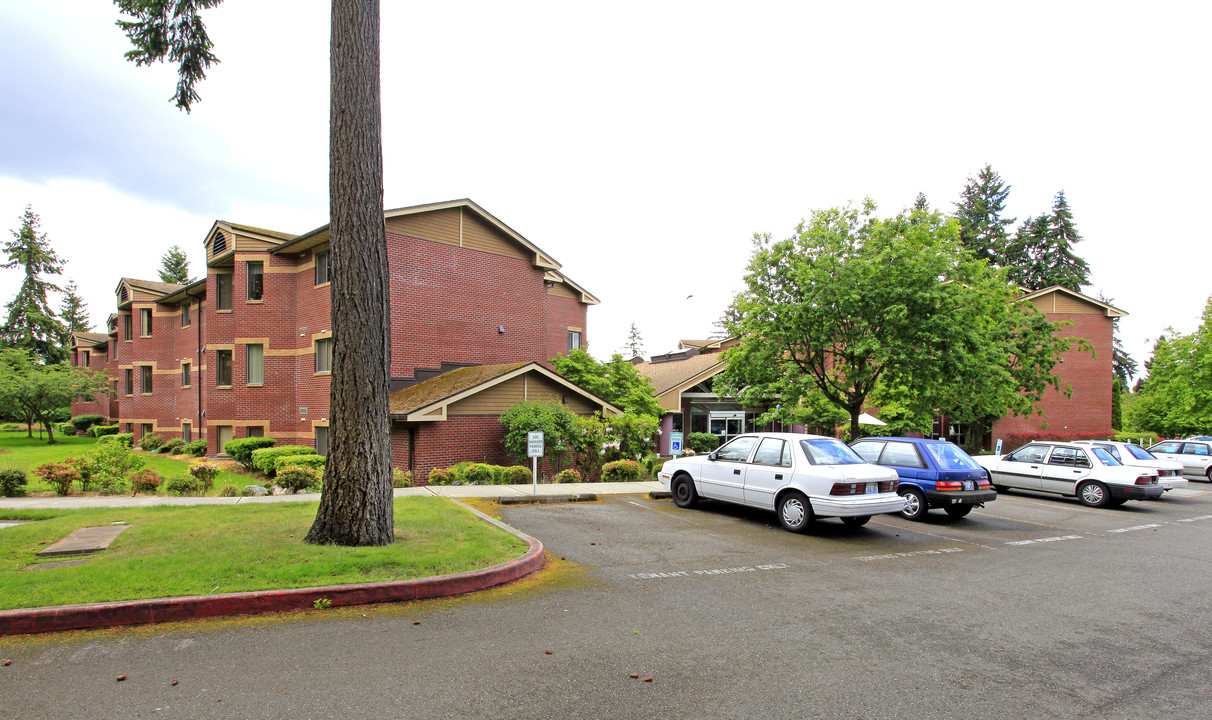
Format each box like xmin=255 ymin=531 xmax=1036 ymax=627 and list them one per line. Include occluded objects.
xmin=497 ymin=493 xmax=597 ymax=505
xmin=0 ymin=502 xmax=544 ymax=637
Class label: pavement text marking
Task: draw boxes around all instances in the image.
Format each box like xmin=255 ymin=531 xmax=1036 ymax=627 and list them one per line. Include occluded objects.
xmin=854 ymin=547 xmax=964 ymax=562
xmin=627 ymin=563 xmax=790 ymax=580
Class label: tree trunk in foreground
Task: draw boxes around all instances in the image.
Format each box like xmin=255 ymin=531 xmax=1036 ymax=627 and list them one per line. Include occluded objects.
xmin=305 ymin=0 xmax=394 ymax=546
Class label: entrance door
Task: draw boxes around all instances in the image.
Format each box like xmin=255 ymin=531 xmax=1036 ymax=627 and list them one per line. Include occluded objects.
xmin=709 ymin=411 xmax=746 ymax=446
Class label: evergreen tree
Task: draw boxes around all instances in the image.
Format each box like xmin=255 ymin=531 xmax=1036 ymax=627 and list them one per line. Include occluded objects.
xmin=1 ymin=207 xmax=67 ymax=364
xmin=158 ymin=244 xmax=192 ymax=284
xmin=954 ymin=164 xmax=1015 ymax=265
xmin=58 ymin=280 xmax=92 ymax=336
xmin=624 ymin=322 xmax=645 ymax=359
xmin=913 ymin=192 xmax=929 ymax=213
xmin=1038 ymin=190 xmax=1091 ymax=291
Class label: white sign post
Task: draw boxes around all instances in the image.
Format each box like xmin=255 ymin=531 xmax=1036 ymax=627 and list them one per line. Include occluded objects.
xmin=527 ymin=431 xmax=544 ymax=494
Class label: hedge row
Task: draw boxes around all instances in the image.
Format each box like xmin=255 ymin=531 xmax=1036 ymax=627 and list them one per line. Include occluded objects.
xmin=251 ymin=445 xmax=317 ymax=476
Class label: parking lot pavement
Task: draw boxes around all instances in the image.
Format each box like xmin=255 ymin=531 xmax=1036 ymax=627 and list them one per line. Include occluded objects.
xmin=4 ymin=488 xmax=1211 ymax=720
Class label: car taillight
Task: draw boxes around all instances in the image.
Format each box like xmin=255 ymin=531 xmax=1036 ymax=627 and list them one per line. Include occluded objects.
xmin=1135 ymin=475 xmax=1156 ymax=485
xmin=883 ymin=479 xmax=898 ymax=492
xmin=830 ymin=480 xmax=897 ymax=495
xmin=936 ymin=481 xmax=962 ymax=491
xmin=977 ymin=478 xmax=991 ymax=489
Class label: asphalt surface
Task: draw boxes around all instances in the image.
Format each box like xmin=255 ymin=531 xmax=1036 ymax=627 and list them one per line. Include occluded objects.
xmin=3 ymin=485 xmax=1211 ymax=719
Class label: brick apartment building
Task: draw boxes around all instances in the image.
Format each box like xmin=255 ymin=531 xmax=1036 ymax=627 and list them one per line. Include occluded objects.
xmin=70 ymin=199 xmax=617 ymax=478
xmin=637 ymin=286 xmax=1123 ymax=453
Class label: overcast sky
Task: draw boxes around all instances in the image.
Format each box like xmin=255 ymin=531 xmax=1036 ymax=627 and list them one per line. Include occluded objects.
xmin=2 ymin=1 xmax=1208 ymax=376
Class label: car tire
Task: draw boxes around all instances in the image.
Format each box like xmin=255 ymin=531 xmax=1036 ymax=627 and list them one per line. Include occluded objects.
xmin=1206 ymin=468 xmax=1212 ymax=483
xmin=944 ymin=505 xmax=972 ymax=518
xmin=841 ymin=515 xmax=870 ymax=527
xmin=671 ymin=475 xmax=699 ymax=509
xmin=900 ymin=488 xmax=929 ymax=520
xmin=777 ymin=491 xmax=813 ymax=533
xmin=1077 ymin=481 xmax=1113 ymax=508
xmin=1107 ymin=498 xmax=1128 ymax=507
xmin=993 ymin=485 xmax=1009 ymax=494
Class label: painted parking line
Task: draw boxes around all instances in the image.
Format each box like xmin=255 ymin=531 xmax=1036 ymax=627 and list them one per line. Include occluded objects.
xmin=854 ymin=548 xmax=964 ymax=562
xmin=1176 ymin=514 xmax=1212 ymax=523
xmin=626 ymin=563 xmax=790 ymax=581
xmin=1105 ymin=523 xmax=1162 ymax=534
xmin=1005 ymin=535 xmax=1082 ymax=546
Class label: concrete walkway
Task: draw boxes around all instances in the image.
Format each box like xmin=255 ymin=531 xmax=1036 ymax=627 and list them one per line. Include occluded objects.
xmin=0 ymin=481 xmax=667 ymax=510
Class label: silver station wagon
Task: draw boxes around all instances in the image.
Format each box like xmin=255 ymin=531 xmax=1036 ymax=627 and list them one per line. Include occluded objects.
xmin=975 ymin=441 xmax=1163 ymax=507
xmin=659 ymin=432 xmax=903 ymax=532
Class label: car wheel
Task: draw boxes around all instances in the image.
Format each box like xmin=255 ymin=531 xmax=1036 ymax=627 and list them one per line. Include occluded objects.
xmin=841 ymin=515 xmax=870 ymax=527
xmin=671 ymin=475 xmax=699 ymax=509
xmin=1107 ymin=498 xmax=1128 ymax=507
xmin=944 ymin=505 xmax=972 ymax=518
xmin=900 ymin=488 xmax=929 ymax=520
xmin=1206 ymin=468 xmax=1212 ymax=483
xmin=777 ymin=491 xmax=813 ymax=533
xmin=993 ymin=485 xmax=1009 ymax=494
xmin=1077 ymin=481 xmax=1113 ymax=508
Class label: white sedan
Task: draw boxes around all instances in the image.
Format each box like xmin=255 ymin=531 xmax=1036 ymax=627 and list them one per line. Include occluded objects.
xmin=1148 ymin=439 xmax=1212 ymax=482
xmin=975 ymin=441 xmax=1163 ymax=507
xmin=659 ymin=432 xmax=903 ymax=532
xmin=1072 ymin=440 xmax=1186 ymax=491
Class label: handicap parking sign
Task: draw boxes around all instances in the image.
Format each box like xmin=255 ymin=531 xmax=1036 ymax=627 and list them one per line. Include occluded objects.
xmin=670 ymin=431 xmax=684 ymax=456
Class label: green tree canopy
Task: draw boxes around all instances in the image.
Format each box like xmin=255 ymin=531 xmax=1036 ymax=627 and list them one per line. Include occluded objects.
xmin=954 ymin=164 xmax=1016 ymax=266
xmin=1126 ymin=297 xmax=1212 ymax=436
xmin=550 ymin=347 xmax=662 ymax=417
xmin=158 ymin=244 xmax=193 ymax=284
xmin=0 ymin=349 xmax=110 ymax=444
xmin=717 ymin=200 xmax=1077 ymax=440
xmin=2 ymin=207 xmax=67 ymax=364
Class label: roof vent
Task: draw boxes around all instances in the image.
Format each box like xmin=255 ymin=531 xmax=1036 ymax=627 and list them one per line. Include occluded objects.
xmin=212 ymin=231 xmax=227 ymax=256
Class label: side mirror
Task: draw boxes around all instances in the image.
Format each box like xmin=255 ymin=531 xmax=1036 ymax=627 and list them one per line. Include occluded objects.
xmin=707 ymin=451 xmax=718 ymax=461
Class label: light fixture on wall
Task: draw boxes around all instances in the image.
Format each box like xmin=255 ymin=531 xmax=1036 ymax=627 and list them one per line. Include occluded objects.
xmin=498 ymin=325 xmax=505 ymax=334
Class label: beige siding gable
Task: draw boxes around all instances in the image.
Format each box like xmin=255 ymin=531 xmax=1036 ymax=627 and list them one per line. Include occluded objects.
xmin=461 ymin=211 xmax=527 ymax=260
xmin=385 ymin=208 xmax=461 ymax=246
xmin=448 ymin=376 xmax=526 ymax=415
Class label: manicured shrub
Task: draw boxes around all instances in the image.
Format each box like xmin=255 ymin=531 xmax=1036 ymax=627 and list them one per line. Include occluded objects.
xmin=503 ymin=465 xmax=533 ymax=484
xmin=98 ymin=432 xmax=134 ymax=448
xmin=687 ymin=432 xmax=720 ymax=454
xmin=224 ymin=437 xmax=278 ymax=469
xmin=427 ymin=467 xmax=450 ymax=485
xmin=273 ymin=454 xmax=325 ymax=474
xmin=461 ymin=463 xmax=495 ymax=485
xmin=251 ymin=445 xmax=317 ymax=475
xmin=219 ymin=483 xmax=240 ymax=497
xmin=1 ymin=422 xmax=26 ymax=431
xmin=57 ymin=422 xmax=77 ymax=436
xmin=166 ymin=474 xmax=204 ymax=496
xmin=276 ymin=465 xmax=321 ymax=494
xmin=640 ymin=454 xmax=662 ymax=479
xmin=160 ymin=438 xmax=187 ymax=455
xmin=91 ymin=424 xmax=120 ymax=438
xmin=0 ymin=468 xmax=28 ymax=497
xmin=188 ymin=461 xmax=220 ymax=493
xmin=185 ymin=439 xmax=207 ymax=457
xmin=129 ymin=469 xmax=163 ymax=494
xmin=554 ymin=468 xmax=582 ymax=484
xmin=139 ymin=433 xmax=165 ymax=451
xmin=602 ymin=459 xmax=641 ymax=482
xmin=78 ymin=441 xmax=144 ymax=495
xmin=34 ymin=462 xmax=80 ymax=496
xmin=392 ymin=468 xmax=413 ymax=488
xmin=70 ymin=414 xmax=106 ymax=432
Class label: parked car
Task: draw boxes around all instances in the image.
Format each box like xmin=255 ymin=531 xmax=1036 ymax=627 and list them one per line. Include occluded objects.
xmin=1071 ymin=440 xmax=1186 ymax=491
xmin=974 ymin=441 xmax=1163 ymax=507
xmin=659 ymin=432 xmax=903 ymax=532
xmin=1147 ymin=439 xmax=1212 ymax=481
xmin=850 ymin=437 xmax=996 ymax=520
xmin=1184 ymin=435 xmax=1212 ymax=441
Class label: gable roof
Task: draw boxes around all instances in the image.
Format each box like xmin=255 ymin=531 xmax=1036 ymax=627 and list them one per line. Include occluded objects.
xmin=70 ymin=332 xmax=110 ymax=349
xmin=1018 ymin=286 xmax=1127 ymax=318
xmin=388 ymin=361 xmax=621 ymax=421
xmin=115 ymin=278 xmax=185 ymax=308
xmin=634 ymin=351 xmax=729 ymax=409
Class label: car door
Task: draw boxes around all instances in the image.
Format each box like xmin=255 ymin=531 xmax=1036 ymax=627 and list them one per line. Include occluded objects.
xmin=1179 ymin=442 xmax=1212 ymax=479
xmin=1039 ymin=446 xmax=1091 ymax=495
xmin=744 ymin=437 xmax=792 ymax=509
xmin=878 ymin=441 xmax=928 ymax=482
xmin=698 ymin=435 xmax=758 ymax=502
xmin=1148 ymin=441 xmax=1184 ymax=468
xmin=991 ymin=444 xmax=1047 ymax=490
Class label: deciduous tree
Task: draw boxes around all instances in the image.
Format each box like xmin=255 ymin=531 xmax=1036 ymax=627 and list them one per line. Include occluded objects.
xmin=0 ymin=349 xmax=109 ymax=444
xmin=551 ymin=347 xmax=662 ymax=417
xmin=1127 ymin=297 xmax=1212 ymax=436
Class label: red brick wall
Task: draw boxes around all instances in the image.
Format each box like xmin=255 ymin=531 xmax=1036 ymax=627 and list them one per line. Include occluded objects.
xmin=992 ymin=313 xmax=1115 ymax=441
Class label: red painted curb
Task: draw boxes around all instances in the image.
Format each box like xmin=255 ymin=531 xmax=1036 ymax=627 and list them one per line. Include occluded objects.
xmin=0 ymin=537 xmax=543 ymax=636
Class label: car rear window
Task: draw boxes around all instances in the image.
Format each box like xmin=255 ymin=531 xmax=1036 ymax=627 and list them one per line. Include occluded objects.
xmin=1183 ymin=443 xmax=1210 ymax=456
xmin=850 ymin=441 xmax=885 ymax=463
xmin=925 ymin=442 xmax=981 ymax=470
xmin=1091 ymin=447 xmax=1122 ymax=466
xmin=799 ymin=438 xmax=865 ymax=465
xmin=1124 ymin=444 xmax=1154 ymax=460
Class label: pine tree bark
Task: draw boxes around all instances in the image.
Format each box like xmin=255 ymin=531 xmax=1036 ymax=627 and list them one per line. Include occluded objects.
xmin=305 ymin=0 xmax=394 ymax=546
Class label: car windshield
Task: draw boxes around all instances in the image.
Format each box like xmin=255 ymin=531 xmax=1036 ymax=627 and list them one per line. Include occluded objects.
xmin=925 ymin=442 xmax=982 ymax=470
xmin=1091 ymin=447 xmax=1122 ymax=466
xmin=1124 ymin=444 xmax=1154 ymax=460
xmin=799 ymin=438 xmax=865 ymax=465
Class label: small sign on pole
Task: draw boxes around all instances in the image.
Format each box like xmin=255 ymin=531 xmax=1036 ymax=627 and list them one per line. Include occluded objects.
xmin=995 ymin=438 xmax=1003 ymax=455
xmin=528 ymin=431 xmax=544 ymax=493
xmin=670 ymin=431 xmax=684 ymax=457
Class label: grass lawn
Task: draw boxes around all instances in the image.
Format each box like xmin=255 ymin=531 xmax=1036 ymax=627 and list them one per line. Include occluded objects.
xmin=0 ymin=433 xmax=256 ymax=496
xmin=0 ymin=497 xmax=528 ymax=610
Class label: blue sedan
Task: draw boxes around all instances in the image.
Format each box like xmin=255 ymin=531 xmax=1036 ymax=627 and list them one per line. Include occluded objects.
xmin=850 ymin=437 xmax=997 ymax=520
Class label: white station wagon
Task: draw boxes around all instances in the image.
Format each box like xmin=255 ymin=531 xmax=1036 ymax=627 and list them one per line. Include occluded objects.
xmin=659 ymin=432 xmax=903 ymax=532
xmin=974 ymin=441 xmax=1163 ymax=507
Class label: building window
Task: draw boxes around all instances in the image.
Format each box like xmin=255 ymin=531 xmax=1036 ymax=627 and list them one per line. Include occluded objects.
xmin=567 ymin=330 xmax=582 ymax=352
xmin=216 ymin=350 xmax=232 ymax=386
xmin=124 ymin=368 xmax=134 ymax=395
xmin=140 ymin=308 xmax=153 ymax=336
xmin=123 ymin=314 xmax=132 ymax=341
xmin=112 ymin=340 xmax=117 ymax=359
xmin=216 ymin=274 xmax=232 ymax=311
xmin=182 ymin=362 xmax=191 ymax=387
xmin=182 ymin=423 xmax=191 ymax=442
xmin=247 ymin=343 xmax=263 ymax=385
xmin=140 ymin=423 xmax=153 ymax=438
xmin=315 ymin=249 xmax=331 ymax=285
xmin=315 ymin=426 xmax=329 ymax=456
xmin=82 ymin=350 xmax=90 ymax=366
xmin=125 ymin=423 xmax=134 ymax=433
xmin=111 ymin=379 xmax=118 ymax=399
xmin=247 ymin=261 xmax=264 ymax=301
xmin=247 ymin=426 xmax=263 ymax=438
xmin=217 ymin=425 xmax=233 ymax=452
xmin=141 ymin=365 xmax=153 ymax=394
xmin=182 ymin=302 xmax=191 ymax=327
xmin=315 ymin=337 xmax=333 ymax=373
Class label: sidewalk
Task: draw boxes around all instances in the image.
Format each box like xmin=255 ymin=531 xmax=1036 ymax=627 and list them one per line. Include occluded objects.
xmin=0 ymin=480 xmax=667 ymax=510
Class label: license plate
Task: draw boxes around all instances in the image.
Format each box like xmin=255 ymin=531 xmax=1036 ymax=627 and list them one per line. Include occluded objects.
xmin=963 ymin=481 xmax=974 ymax=490
xmin=865 ymin=483 xmax=877 ymax=494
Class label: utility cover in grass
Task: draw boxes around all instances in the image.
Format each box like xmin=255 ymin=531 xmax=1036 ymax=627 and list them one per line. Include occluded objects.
xmin=37 ymin=525 xmax=130 ymax=557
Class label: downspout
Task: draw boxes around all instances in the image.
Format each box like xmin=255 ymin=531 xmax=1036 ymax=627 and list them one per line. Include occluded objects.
xmin=190 ymin=288 xmax=203 ymax=441
xmin=408 ymin=425 xmax=415 ymax=473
